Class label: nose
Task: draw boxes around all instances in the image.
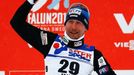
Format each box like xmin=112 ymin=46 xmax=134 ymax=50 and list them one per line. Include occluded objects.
xmin=71 ymin=22 xmax=77 ymax=29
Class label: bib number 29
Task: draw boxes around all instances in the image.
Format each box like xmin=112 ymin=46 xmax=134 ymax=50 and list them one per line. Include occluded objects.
xmin=58 ymin=59 xmax=80 ymax=74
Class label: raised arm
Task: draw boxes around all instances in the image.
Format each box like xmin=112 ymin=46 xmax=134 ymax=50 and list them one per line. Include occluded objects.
xmin=10 ymin=0 xmax=58 ymax=57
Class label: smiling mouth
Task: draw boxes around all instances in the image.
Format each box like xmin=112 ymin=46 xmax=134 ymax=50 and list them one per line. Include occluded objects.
xmin=70 ymin=32 xmax=79 ymax=34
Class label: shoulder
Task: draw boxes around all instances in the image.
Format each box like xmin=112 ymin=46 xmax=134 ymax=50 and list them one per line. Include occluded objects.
xmin=94 ymin=49 xmax=103 ymax=55
xmin=93 ymin=48 xmax=105 ymax=61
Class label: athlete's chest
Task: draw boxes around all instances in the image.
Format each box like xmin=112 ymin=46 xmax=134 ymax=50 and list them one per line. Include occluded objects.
xmin=44 ymin=41 xmax=95 ymax=75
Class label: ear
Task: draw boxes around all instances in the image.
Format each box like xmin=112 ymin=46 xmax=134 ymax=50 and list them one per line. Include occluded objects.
xmin=64 ymin=25 xmax=66 ymax=29
xmin=84 ymin=30 xmax=87 ymax=32
xmin=84 ymin=27 xmax=87 ymax=32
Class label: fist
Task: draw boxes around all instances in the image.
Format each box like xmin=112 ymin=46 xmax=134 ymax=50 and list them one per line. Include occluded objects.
xmin=27 ymin=0 xmax=38 ymax=4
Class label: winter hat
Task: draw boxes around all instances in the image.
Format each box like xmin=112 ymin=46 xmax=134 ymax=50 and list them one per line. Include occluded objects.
xmin=64 ymin=3 xmax=90 ymax=30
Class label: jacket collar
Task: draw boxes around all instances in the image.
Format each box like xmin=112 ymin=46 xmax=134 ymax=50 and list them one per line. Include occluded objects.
xmin=62 ymin=31 xmax=84 ymax=48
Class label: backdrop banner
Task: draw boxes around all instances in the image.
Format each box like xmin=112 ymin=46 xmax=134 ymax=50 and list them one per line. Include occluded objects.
xmin=0 ymin=0 xmax=134 ymax=75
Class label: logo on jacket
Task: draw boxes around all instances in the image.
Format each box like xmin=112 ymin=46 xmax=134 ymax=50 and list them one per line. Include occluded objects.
xmin=69 ymin=48 xmax=92 ymax=61
xmin=98 ymin=57 xmax=106 ymax=68
xmin=99 ymin=66 xmax=109 ymax=74
xmin=53 ymin=42 xmax=67 ymax=54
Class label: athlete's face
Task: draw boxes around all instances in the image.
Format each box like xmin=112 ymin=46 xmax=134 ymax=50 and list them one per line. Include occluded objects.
xmin=65 ymin=19 xmax=87 ymax=39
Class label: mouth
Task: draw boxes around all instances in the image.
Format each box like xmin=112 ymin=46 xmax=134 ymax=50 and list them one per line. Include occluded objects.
xmin=67 ymin=31 xmax=80 ymax=39
xmin=70 ymin=31 xmax=79 ymax=34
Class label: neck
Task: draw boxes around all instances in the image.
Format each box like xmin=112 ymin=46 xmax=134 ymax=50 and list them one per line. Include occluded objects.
xmin=64 ymin=31 xmax=85 ymax=41
xmin=63 ymin=31 xmax=84 ymax=48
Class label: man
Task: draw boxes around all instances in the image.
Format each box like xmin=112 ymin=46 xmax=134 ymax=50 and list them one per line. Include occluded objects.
xmin=10 ymin=0 xmax=116 ymax=75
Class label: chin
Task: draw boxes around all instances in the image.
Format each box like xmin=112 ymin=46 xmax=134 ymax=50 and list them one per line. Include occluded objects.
xmin=67 ymin=33 xmax=80 ymax=39
xmin=70 ymin=36 xmax=79 ymax=39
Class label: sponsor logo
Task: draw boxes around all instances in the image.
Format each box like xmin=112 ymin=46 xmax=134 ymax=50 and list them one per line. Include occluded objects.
xmin=69 ymin=48 xmax=92 ymax=61
xmin=54 ymin=44 xmax=67 ymax=54
xmin=40 ymin=31 xmax=48 ymax=45
xmin=62 ymin=36 xmax=69 ymax=45
xmin=74 ymin=41 xmax=82 ymax=47
xmin=98 ymin=57 xmax=106 ymax=68
xmin=53 ymin=42 xmax=61 ymax=49
xmin=114 ymin=13 xmax=134 ymax=34
xmin=114 ymin=40 xmax=134 ymax=50
xmin=99 ymin=66 xmax=109 ymax=74
xmin=27 ymin=0 xmax=70 ymax=36
xmin=69 ymin=14 xmax=78 ymax=18
xmin=27 ymin=13 xmax=66 ymax=25
xmin=69 ymin=8 xmax=82 ymax=15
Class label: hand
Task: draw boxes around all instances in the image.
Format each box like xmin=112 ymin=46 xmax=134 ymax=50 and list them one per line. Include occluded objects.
xmin=27 ymin=0 xmax=38 ymax=4
xmin=34 ymin=0 xmax=38 ymax=3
